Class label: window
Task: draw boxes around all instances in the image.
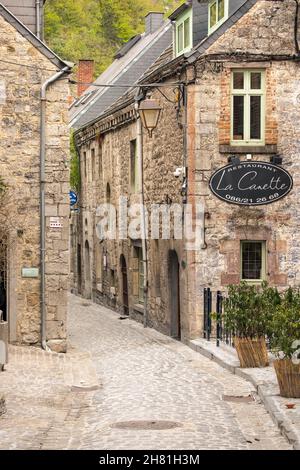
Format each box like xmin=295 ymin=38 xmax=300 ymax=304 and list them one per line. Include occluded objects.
xmin=98 ymin=139 xmax=103 ymax=179
xmin=231 ymin=70 xmax=265 ymax=145
xmin=91 ymin=148 xmax=95 ymax=180
xmin=175 ymin=9 xmax=192 ymax=57
xmin=136 ymin=247 xmax=144 ymax=304
xmin=241 ymin=241 xmax=266 ymax=282
xmin=209 ymin=0 xmax=228 ymax=34
xmin=83 ymin=151 xmax=87 ymax=179
xmin=130 ymin=139 xmax=139 ymax=193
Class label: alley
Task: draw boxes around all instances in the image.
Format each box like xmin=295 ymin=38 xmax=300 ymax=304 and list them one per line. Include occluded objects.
xmin=0 ymin=295 xmax=291 ymax=450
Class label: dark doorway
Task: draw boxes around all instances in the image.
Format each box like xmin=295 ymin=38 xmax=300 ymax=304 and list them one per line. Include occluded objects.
xmin=169 ymin=250 xmax=181 ymax=340
xmin=120 ymin=255 xmax=129 ymax=316
xmin=0 ymin=240 xmax=7 ymax=322
xmin=77 ymin=243 xmax=82 ymax=294
xmin=85 ymin=240 xmax=92 ymax=299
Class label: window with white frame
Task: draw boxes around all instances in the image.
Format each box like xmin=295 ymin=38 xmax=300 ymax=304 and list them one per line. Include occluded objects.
xmin=175 ymin=8 xmax=192 ymax=57
xmin=231 ymin=70 xmax=265 ymax=145
xmin=208 ymin=0 xmax=228 ymax=34
xmin=241 ymin=241 xmax=266 ymax=282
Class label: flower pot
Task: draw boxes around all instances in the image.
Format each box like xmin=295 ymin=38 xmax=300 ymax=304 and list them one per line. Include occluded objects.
xmin=234 ymin=337 xmax=269 ymax=368
xmin=273 ymin=359 xmax=300 ymax=398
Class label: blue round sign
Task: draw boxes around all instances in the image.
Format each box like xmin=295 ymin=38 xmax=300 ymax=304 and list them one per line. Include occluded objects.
xmin=70 ymin=191 xmax=78 ymax=207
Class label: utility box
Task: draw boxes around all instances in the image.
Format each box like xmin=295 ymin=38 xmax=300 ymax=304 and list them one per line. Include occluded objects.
xmin=0 ymin=314 xmax=8 ymax=370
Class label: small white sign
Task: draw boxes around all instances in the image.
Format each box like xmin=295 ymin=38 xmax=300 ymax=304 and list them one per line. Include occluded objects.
xmin=50 ymin=217 xmax=63 ymax=229
xmin=22 ymin=268 xmax=39 ymax=278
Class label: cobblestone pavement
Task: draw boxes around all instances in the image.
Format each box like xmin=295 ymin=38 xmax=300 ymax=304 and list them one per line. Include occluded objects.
xmin=0 ymin=294 xmax=292 ymax=450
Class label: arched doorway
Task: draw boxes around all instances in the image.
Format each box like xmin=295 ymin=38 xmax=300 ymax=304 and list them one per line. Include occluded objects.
xmin=169 ymin=250 xmax=181 ymax=340
xmin=120 ymin=255 xmax=129 ymax=316
xmin=77 ymin=243 xmax=82 ymax=294
xmin=85 ymin=240 xmax=92 ymax=299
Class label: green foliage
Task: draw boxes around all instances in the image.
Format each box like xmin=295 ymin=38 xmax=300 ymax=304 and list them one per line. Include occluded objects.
xmin=269 ymin=288 xmax=300 ymax=359
xmin=45 ymin=0 xmax=181 ymax=76
xmin=70 ymin=131 xmax=80 ymax=192
xmin=222 ymin=282 xmax=280 ymax=339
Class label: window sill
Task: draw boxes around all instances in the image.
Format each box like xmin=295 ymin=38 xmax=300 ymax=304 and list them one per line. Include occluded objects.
xmin=219 ymin=144 xmax=277 ymax=154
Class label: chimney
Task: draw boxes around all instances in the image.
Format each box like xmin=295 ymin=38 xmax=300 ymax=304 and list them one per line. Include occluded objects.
xmin=77 ymin=60 xmax=95 ymax=97
xmin=145 ymin=12 xmax=164 ymax=35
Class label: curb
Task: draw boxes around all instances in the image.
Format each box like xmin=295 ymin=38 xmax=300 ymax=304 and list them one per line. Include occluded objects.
xmin=186 ymin=339 xmax=300 ymax=450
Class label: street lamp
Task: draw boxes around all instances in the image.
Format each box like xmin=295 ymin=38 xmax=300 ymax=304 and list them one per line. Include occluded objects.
xmin=138 ymin=98 xmax=162 ymax=137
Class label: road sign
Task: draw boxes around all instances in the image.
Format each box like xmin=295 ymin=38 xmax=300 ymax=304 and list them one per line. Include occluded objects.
xmin=70 ymin=191 xmax=78 ymax=207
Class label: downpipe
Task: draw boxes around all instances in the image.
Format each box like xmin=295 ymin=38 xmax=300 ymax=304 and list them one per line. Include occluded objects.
xmin=40 ymin=67 xmax=70 ymax=351
xmin=135 ymin=95 xmax=149 ymax=328
xmin=36 ymin=0 xmax=41 ymax=39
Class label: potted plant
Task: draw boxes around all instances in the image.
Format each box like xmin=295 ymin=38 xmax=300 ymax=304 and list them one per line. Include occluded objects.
xmin=269 ymin=287 xmax=300 ymax=398
xmin=223 ymin=282 xmax=278 ymax=368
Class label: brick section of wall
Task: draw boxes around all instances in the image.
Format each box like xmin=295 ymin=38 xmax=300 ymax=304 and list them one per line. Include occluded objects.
xmin=77 ymin=60 xmax=94 ymax=97
xmin=218 ymin=67 xmax=278 ymax=146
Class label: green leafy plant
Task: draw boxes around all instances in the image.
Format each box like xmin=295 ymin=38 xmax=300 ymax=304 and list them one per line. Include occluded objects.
xmin=222 ymin=282 xmax=279 ymax=339
xmin=269 ymin=287 xmax=300 ymax=359
xmin=70 ymin=131 xmax=80 ymax=193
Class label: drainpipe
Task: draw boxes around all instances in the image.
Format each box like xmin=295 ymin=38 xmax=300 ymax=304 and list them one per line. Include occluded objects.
xmin=135 ymin=94 xmax=149 ymax=328
xmin=36 ymin=0 xmax=41 ymax=39
xmin=40 ymin=67 xmax=70 ymax=351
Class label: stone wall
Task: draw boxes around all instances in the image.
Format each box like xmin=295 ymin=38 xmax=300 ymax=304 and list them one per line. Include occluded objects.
xmin=189 ymin=0 xmax=300 ymax=328
xmin=74 ymin=84 xmax=201 ymax=339
xmin=73 ymin=0 xmax=300 ymax=338
xmin=0 ymin=14 xmax=70 ymax=351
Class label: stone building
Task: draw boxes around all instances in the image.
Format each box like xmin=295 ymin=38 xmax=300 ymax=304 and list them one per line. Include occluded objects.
xmin=0 ymin=2 xmax=71 ymax=352
xmin=73 ymin=0 xmax=300 ymax=341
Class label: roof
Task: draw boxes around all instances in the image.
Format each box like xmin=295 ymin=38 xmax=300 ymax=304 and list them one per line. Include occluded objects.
xmin=0 ymin=2 xmax=71 ymax=70
xmin=168 ymin=1 xmax=192 ymax=21
xmin=70 ymin=19 xmax=172 ymax=129
xmin=187 ymin=0 xmax=258 ymax=62
xmin=74 ymin=0 xmax=260 ymax=136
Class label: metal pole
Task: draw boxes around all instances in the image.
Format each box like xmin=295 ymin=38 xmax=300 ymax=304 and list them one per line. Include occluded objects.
xmin=135 ymin=95 xmax=148 ymax=328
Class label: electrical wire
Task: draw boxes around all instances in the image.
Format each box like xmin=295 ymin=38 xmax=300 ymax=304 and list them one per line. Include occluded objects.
xmin=69 ymin=79 xmax=183 ymax=89
xmin=0 ymin=57 xmax=63 ymax=72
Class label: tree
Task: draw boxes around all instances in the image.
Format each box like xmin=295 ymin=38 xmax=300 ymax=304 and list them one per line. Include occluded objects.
xmin=45 ymin=0 xmax=181 ymax=76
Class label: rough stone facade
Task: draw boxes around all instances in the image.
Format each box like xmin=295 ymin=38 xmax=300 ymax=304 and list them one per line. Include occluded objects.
xmin=73 ymin=0 xmax=300 ymax=340
xmin=0 ymin=14 xmax=70 ymax=351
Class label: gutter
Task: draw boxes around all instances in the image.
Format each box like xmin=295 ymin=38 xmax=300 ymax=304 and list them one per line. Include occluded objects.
xmin=36 ymin=0 xmax=41 ymax=39
xmin=40 ymin=66 xmax=70 ymax=351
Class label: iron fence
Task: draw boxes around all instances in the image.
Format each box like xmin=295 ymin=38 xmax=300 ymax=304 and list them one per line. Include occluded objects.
xmin=203 ymin=288 xmax=234 ymax=348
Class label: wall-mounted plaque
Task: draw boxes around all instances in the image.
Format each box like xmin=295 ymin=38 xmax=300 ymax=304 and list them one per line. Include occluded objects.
xmin=50 ymin=217 xmax=63 ymax=229
xmin=209 ymin=161 xmax=293 ymax=206
xmin=22 ymin=268 xmax=39 ymax=279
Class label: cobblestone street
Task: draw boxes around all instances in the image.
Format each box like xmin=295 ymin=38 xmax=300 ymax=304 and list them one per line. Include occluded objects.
xmin=0 ymin=295 xmax=292 ymax=450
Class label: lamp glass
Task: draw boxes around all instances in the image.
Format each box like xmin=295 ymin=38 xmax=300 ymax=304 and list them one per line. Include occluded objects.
xmin=139 ymin=99 xmax=162 ymax=136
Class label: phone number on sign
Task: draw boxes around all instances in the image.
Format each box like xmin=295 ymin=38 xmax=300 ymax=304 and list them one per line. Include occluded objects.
xmin=225 ymin=193 xmax=280 ymax=204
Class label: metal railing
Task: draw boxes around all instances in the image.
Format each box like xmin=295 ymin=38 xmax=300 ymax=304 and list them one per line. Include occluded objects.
xmin=203 ymin=288 xmax=234 ymax=348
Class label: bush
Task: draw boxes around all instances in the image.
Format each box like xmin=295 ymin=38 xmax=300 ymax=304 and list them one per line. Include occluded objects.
xmin=223 ymin=282 xmax=280 ymax=339
xmin=269 ymin=287 xmax=300 ymax=359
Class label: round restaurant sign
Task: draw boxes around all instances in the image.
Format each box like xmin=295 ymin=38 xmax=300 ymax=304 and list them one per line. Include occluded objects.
xmin=209 ymin=161 xmax=293 ymax=206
